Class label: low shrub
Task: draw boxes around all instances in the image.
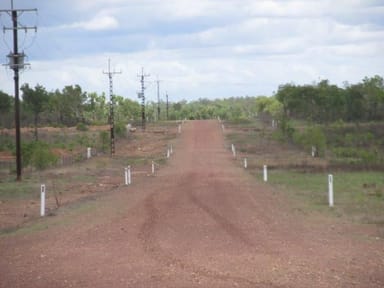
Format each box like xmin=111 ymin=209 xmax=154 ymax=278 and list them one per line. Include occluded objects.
xmin=99 ymin=131 xmax=109 ymax=153
xmin=76 ymin=122 xmax=88 ymax=131
xmin=293 ymin=126 xmax=326 ymax=157
xmin=21 ymin=141 xmax=58 ymax=170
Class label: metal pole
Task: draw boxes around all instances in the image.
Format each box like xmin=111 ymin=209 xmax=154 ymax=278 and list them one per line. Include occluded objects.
xmin=1 ymin=4 xmax=37 ymax=181
xmin=141 ymin=74 xmax=145 ymax=130
xmin=12 ymin=9 xmax=22 ymax=181
xmin=166 ymin=93 xmax=169 ymax=120
xmin=157 ymin=78 xmax=160 ymax=121
xmin=108 ymin=59 xmax=115 ymax=156
xmin=103 ymin=59 xmax=121 ymax=156
xmin=138 ymin=68 xmax=150 ymax=130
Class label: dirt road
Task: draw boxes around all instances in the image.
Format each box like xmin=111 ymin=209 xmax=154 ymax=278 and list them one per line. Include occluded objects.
xmin=0 ymin=120 xmax=383 ymax=287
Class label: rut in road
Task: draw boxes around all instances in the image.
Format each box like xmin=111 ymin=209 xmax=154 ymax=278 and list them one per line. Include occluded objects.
xmin=136 ymin=120 xmax=277 ymax=287
xmin=0 ymin=120 xmax=383 ymax=288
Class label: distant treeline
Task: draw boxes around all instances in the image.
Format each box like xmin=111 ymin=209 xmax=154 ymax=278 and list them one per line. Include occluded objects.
xmin=167 ymin=75 xmax=384 ymax=124
xmin=276 ymin=75 xmax=384 ymax=123
xmin=0 ymin=75 xmax=383 ymax=131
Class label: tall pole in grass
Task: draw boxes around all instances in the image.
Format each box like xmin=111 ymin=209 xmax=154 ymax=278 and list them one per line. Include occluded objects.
xmin=156 ymin=77 xmax=161 ymax=121
xmin=166 ymin=92 xmax=169 ymax=120
xmin=138 ymin=68 xmax=150 ymax=131
xmin=1 ymin=1 xmax=37 ymax=181
xmin=103 ymin=59 xmax=121 ymax=156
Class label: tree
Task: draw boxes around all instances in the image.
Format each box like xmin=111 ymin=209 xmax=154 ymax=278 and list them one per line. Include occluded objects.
xmin=21 ymin=84 xmax=49 ymax=140
xmin=255 ymin=96 xmax=282 ymax=120
xmin=47 ymin=85 xmax=87 ymax=126
xmin=345 ymin=83 xmax=365 ymax=122
xmin=47 ymin=89 xmax=63 ymax=125
xmin=116 ymin=97 xmax=141 ymax=122
xmin=84 ymin=92 xmax=108 ymax=124
xmin=316 ymin=80 xmax=346 ymax=123
xmin=361 ymin=75 xmax=384 ymax=121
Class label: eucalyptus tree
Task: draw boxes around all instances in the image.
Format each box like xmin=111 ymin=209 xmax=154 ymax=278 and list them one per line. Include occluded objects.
xmin=21 ymin=83 xmax=49 ymax=140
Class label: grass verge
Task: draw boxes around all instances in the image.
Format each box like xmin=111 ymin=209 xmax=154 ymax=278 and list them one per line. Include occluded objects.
xmin=268 ymin=170 xmax=384 ymax=224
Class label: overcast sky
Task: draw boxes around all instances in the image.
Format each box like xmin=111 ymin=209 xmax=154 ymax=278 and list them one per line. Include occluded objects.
xmin=1 ymin=0 xmax=383 ymax=102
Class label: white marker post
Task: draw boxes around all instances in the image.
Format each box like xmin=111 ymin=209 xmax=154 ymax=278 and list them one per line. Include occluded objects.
xmin=231 ymin=144 xmax=236 ymax=158
xmin=167 ymin=148 xmax=170 ymax=159
xmin=244 ymin=158 xmax=247 ymax=169
xmin=40 ymin=184 xmax=46 ymax=217
xmin=170 ymin=144 xmax=173 ymax=155
xmin=311 ymin=146 xmax=316 ymax=157
xmin=128 ymin=166 xmax=132 ymax=185
xmin=328 ymin=174 xmax=334 ymax=207
xmin=152 ymin=161 xmax=155 ymax=175
xmin=87 ymin=147 xmax=92 ymax=159
xmin=124 ymin=167 xmax=128 ymax=185
xmin=263 ymin=165 xmax=268 ymax=182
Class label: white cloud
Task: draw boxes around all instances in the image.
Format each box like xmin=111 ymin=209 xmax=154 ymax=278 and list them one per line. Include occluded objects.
xmin=62 ymin=14 xmax=119 ymax=31
xmin=0 ymin=0 xmax=383 ymax=101
xmin=80 ymin=15 xmax=119 ymax=31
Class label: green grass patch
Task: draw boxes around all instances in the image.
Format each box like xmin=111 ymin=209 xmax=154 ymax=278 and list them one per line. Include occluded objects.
xmin=0 ymin=178 xmax=40 ymax=199
xmin=268 ymin=170 xmax=384 ymax=223
xmin=0 ymin=196 xmax=101 ymax=237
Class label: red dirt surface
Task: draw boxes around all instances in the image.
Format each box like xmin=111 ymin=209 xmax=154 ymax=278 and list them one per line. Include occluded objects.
xmin=0 ymin=120 xmax=383 ymax=287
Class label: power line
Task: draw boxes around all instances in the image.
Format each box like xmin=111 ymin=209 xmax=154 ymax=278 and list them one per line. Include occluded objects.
xmin=137 ymin=67 xmax=150 ymax=130
xmin=1 ymin=1 xmax=37 ymax=181
xmin=103 ymin=58 xmax=121 ymax=156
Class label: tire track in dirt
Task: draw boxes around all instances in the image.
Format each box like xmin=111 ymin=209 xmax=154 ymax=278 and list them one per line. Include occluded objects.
xmin=136 ymin=120 xmax=284 ymax=287
xmin=137 ymin=191 xmax=284 ymax=288
xmin=186 ymin=181 xmax=255 ymax=247
xmin=2 ymin=120 xmax=382 ymax=287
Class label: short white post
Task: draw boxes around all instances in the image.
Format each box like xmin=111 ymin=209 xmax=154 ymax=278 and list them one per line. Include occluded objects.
xmin=40 ymin=184 xmax=46 ymax=217
xmin=311 ymin=146 xmax=316 ymax=157
xmin=263 ymin=165 xmax=268 ymax=182
xmin=87 ymin=147 xmax=92 ymax=159
xmin=128 ymin=166 xmax=132 ymax=185
xmin=152 ymin=161 xmax=155 ymax=175
xmin=244 ymin=158 xmax=247 ymax=169
xmin=170 ymin=144 xmax=173 ymax=154
xmin=124 ymin=167 xmax=128 ymax=185
xmin=167 ymin=149 xmax=170 ymax=159
xmin=272 ymin=119 xmax=275 ymax=128
xmin=231 ymin=144 xmax=236 ymax=158
xmin=328 ymin=174 xmax=334 ymax=207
